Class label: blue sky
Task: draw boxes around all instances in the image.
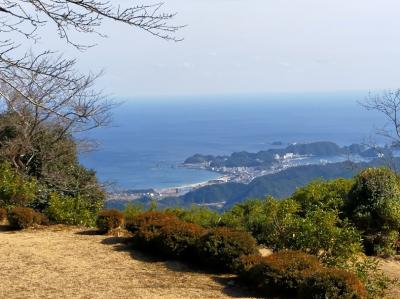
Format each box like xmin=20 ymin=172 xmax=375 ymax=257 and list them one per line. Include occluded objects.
xmin=42 ymin=0 xmax=400 ymax=97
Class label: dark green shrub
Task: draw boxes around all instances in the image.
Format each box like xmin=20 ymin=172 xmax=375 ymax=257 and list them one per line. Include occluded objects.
xmin=291 ymin=178 xmax=354 ymax=215
xmin=126 ymin=211 xmax=205 ymax=258
xmin=165 ymin=206 xmax=220 ymax=228
xmin=123 ymin=203 xmax=144 ymax=220
xmin=239 ymin=251 xmax=322 ymax=296
xmin=196 ymin=227 xmax=258 ymax=272
xmin=289 ymin=209 xmax=362 ymax=265
xmin=299 ymin=268 xmax=367 ymax=299
xmin=96 ymin=209 xmax=125 ymax=233
xmin=0 ymin=208 xmax=6 ymax=222
xmin=155 ymin=219 xmax=206 ymax=258
xmin=0 ymin=163 xmax=37 ymax=208
xmin=222 ymin=197 xmax=361 ymax=265
xmin=8 ymin=207 xmax=38 ymax=229
xmin=347 ymin=167 xmax=400 ymax=255
xmin=220 ymin=197 xmax=300 ymax=249
xmin=125 ymin=211 xmax=178 ymax=250
xmin=44 ymin=192 xmax=99 ymax=226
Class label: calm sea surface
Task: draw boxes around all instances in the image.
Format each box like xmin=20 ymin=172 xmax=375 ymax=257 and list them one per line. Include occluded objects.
xmin=78 ymin=92 xmax=386 ymax=190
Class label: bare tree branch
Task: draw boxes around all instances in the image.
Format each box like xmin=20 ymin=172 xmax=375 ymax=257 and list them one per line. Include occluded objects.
xmin=0 ymin=52 xmax=116 ymax=173
xmin=0 ymin=1 xmax=182 ymax=114
xmin=0 ymin=0 xmax=182 ymax=47
xmin=361 ymin=90 xmax=400 ymax=147
xmin=0 ymin=0 xmax=181 ymax=187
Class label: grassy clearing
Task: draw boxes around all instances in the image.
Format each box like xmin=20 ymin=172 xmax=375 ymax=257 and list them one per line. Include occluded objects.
xmin=0 ymin=225 xmax=255 ymax=299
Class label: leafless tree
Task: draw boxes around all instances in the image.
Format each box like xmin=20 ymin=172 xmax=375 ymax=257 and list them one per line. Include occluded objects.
xmin=0 ymin=0 xmax=181 ymax=45
xmin=360 ymin=89 xmax=400 ymax=171
xmin=0 ymin=0 xmax=181 ymax=81
xmin=0 ymin=1 xmax=181 ymax=205
xmin=362 ymin=90 xmax=400 ymax=146
xmin=0 ymin=0 xmax=181 ymax=179
xmin=0 ymin=0 xmax=181 ymax=136
xmin=0 ymin=53 xmax=113 ymax=171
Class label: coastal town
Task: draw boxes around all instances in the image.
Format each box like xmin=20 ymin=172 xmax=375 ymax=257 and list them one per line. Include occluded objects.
xmin=106 ymin=141 xmax=386 ymax=204
xmin=106 ymin=152 xmax=325 ymax=202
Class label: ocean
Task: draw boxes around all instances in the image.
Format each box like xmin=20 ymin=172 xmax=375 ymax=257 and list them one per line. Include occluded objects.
xmin=78 ymin=91 xmax=386 ymax=190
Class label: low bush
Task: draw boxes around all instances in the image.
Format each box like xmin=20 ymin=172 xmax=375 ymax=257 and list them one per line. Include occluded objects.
xmin=221 ymin=198 xmax=362 ymax=265
xmin=299 ymin=268 xmax=367 ymax=299
xmin=220 ymin=197 xmax=300 ymax=249
xmin=96 ymin=209 xmax=125 ymax=233
xmin=125 ymin=211 xmax=179 ymax=250
xmin=291 ymin=178 xmax=354 ymax=215
xmin=0 ymin=163 xmax=37 ymax=208
xmin=238 ymin=251 xmax=322 ymax=295
xmin=165 ymin=206 xmax=220 ymax=228
xmin=235 ymin=254 xmax=265 ymax=277
xmin=238 ymin=251 xmax=366 ymax=299
xmin=33 ymin=211 xmax=49 ymax=225
xmin=0 ymin=207 xmax=7 ymax=222
xmin=346 ymin=167 xmax=400 ymax=255
xmin=44 ymin=193 xmax=98 ymax=226
xmin=289 ymin=209 xmax=362 ymax=266
xmin=125 ymin=211 xmax=177 ymax=233
xmin=123 ymin=203 xmax=144 ymax=220
xmin=155 ymin=219 xmax=206 ymax=258
xmin=7 ymin=207 xmax=47 ymax=229
xmin=196 ymin=227 xmax=258 ymax=272
xmin=126 ymin=211 xmax=206 ymax=259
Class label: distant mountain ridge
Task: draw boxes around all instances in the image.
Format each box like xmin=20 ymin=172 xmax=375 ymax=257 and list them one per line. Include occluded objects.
xmin=106 ymin=142 xmax=396 ymax=211
xmin=183 ymin=141 xmax=386 ymax=168
xmin=164 ymin=157 xmax=399 ymax=209
xmin=107 ymin=157 xmax=400 ymax=211
xmin=161 ymin=160 xmax=363 ymax=209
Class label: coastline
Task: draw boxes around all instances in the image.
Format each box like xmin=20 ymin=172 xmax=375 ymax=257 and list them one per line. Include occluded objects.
xmin=106 ymin=141 xmax=382 ymax=204
xmin=106 ymin=156 xmax=336 ymax=202
xmin=155 ymin=174 xmax=231 ymax=196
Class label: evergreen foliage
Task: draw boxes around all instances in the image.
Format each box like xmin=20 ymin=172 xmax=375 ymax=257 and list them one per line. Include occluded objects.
xmin=165 ymin=206 xmax=220 ymax=228
xmin=44 ymin=193 xmax=101 ymax=226
xmin=0 ymin=163 xmax=37 ymax=208
xmin=196 ymin=227 xmax=258 ymax=272
xmin=347 ymin=167 xmax=400 ymax=255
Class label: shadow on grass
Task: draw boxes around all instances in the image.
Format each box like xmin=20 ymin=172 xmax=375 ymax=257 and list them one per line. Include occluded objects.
xmin=100 ymin=236 xmax=263 ymax=298
xmin=0 ymin=224 xmax=12 ymax=232
xmin=75 ymin=229 xmax=102 ymax=236
xmin=211 ymin=276 xmax=267 ymax=299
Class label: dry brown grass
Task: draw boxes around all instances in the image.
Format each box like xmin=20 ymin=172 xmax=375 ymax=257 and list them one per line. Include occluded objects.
xmin=377 ymin=257 xmax=400 ymax=299
xmin=6 ymin=224 xmax=400 ymax=299
xmin=0 ymin=225 xmax=256 ymax=299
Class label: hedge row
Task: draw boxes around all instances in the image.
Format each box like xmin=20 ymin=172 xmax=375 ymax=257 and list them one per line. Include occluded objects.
xmin=7 ymin=207 xmax=48 ymax=229
xmin=237 ymin=251 xmax=367 ymax=299
xmin=100 ymin=210 xmax=367 ymax=298
xmin=96 ymin=209 xmax=125 ymax=233
xmin=125 ymin=211 xmax=258 ymax=272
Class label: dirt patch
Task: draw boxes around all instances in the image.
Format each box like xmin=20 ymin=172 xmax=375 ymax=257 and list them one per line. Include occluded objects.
xmin=0 ymin=225 xmax=256 ymax=299
xmin=259 ymin=248 xmax=273 ymax=257
xmin=377 ymin=258 xmax=400 ymax=299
